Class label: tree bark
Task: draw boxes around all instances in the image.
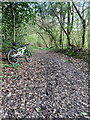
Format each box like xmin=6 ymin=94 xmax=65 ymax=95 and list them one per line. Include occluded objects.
xmin=82 ymin=20 xmax=86 ymax=47
xmin=67 ymin=2 xmax=70 ymax=35
xmin=60 ymin=4 xmax=63 ymax=46
xmin=10 ymin=3 xmax=15 ymax=43
xmin=60 ymin=30 xmax=62 ymax=46
xmin=67 ymin=2 xmax=71 ymax=47
xmin=72 ymin=1 xmax=86 ymax=48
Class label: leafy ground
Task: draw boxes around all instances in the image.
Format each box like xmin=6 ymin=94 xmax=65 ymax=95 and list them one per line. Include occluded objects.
xmin=1 ymin=50 xmax=89 ymax=119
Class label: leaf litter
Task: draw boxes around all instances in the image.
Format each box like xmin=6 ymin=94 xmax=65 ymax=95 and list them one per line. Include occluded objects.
xmin=1 ymin=50 xmax=89 ymax=119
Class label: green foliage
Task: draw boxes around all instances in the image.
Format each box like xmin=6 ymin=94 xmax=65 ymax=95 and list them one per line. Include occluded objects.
xmin=43 ymin=48 xmax=50 ymax=51
xmin=63 ymin=49 xmax=88 ymax=62
xmin=1 ymin=2 xmax=88 ymax=55
xmin=11 ymin=63 xmax=21 ymax=69
xmin=2 ymin=2 xmax=36 ymax=53
xmin=50 ymin=47 xmax=88 ymax=62
xmin=0 ymin=63 xmax=21 ymax=69
xmin=28 ymin=46 xmax=41 ymax=53
xmin=2 ymin=40 xmax=12 ymax=53
xmin=2 ymin=64 xmax=12 ymax=68
xmin=50 ymin=47 xmax=61 ymax=53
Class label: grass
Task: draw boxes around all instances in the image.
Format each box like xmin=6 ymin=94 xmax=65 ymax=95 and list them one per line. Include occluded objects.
xmin=43 ymin=47 xmax=50 ymax=51
xmin=0 ymin=63 xmax=21 ymax=70
xmin=28 ymin=46 xmax=41 ymax=53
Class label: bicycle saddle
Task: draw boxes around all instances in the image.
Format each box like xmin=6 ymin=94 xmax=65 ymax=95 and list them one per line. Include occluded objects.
xmin=12 ymin=42 xmax=16 ymax=46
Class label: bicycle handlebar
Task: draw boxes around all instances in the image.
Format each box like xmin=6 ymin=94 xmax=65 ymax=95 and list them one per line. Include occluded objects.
xmin=21 ymin=43 xmax=30 ymax=47
xmin=11 ymin=42 xmax=33 ymax=48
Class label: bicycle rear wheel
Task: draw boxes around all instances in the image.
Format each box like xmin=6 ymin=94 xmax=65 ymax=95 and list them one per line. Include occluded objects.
xmin=8 ymin=49 xmax=19 ymax=64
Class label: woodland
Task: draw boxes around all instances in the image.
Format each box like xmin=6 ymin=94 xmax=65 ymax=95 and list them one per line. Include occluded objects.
xmin=1 ymin=1 xmax=89 ymax=59
xmin=0 ymin=1 xmax=90 ymax=119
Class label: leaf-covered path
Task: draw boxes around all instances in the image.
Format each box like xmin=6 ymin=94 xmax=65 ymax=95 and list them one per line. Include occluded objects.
xmin=2 ymin=50 xmax=89 ymax=119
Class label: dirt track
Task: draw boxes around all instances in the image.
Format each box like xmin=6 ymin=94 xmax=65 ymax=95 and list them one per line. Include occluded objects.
xmin=2 ymin=50 xmax=89 ymax=119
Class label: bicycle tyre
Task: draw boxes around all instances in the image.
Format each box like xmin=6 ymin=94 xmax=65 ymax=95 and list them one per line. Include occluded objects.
xmin=8 ymin=49 xmax=19 ymax=64
xmin=25 ymin=52 xmax=32 ymax=63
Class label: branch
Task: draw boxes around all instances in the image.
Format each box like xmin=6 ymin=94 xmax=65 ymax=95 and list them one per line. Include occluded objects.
xmin=37 ymin=32 xmax=48 ymax=48
xmin=72 ymin=1 xmax=85 ymax=21
xmin=49 ymin=2 xmax=69 ymax=40
xmin=36 ymin=22 xmax=54 ymax=41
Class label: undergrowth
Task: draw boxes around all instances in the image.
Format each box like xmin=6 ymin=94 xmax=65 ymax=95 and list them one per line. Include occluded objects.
xmin=49 ymin=47 xmax=89 ymax=63
xmin=0 ymin=63 xmax=21 ymax=70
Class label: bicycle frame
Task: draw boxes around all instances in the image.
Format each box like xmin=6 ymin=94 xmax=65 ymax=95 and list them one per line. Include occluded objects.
xmin=11 ymin=46 xmax=27 ymax=58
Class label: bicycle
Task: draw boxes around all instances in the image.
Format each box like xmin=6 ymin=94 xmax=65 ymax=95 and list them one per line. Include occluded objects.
xmin=8 ymin=43 xmax=32 ymax=64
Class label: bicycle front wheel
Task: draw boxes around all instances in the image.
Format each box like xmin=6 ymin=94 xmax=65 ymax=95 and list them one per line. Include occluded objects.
xmin=8 ymin=49 xmax=19 ymax=64
xmin=25 ymin=52 xmax=32 ymax=63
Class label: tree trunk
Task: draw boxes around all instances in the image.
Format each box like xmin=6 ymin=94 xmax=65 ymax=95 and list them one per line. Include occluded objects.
xmin=51 ymin=34 xmax=58 ymax=48
xmin=72 ymin=1 xmax=86 ymax=48
xmin=67 ymin=2 xmax=74 ymax=47
xmin=67 ymin=2 xmax=70 ymax=35
xmin=37 ymin=32 xmax=48 ymax=48
xmin=60 ymin=30 xmax=62 ymax=46
xmin=82 ymin=2 xmax=86 ymax=47
xmin=67 ymin=35 xmax=71 ymax=46
xmin=67 ymin=2 xmax=71 ymax=47
xmin=82 ymin=20 xmax=86 ymax=47
xmin=59 ymin=4 xmax=63 ymax=46
xmin=10 ymin=3 xmax=15 ymax=43
xmin=62 ymin=32 xmax=64 ymax=49
xmin=50 ymin=2 xmax=72 ymax=47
